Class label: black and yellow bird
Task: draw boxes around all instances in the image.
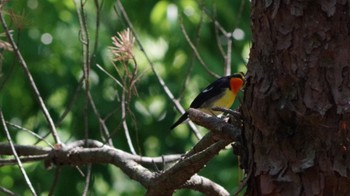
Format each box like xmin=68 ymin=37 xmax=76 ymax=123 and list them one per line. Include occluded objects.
xmin=170 ymin=73 xmax=245 ymax=130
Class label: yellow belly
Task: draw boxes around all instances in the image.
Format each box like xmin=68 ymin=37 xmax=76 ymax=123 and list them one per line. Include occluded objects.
xmin=199 ymin=88 xmax=235 ymax=115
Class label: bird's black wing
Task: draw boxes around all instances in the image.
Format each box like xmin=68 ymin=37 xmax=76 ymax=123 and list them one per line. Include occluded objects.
xmin=189 ymin=76 xmax=230 ymax=108
xmin=169 ymin=76 xmax=231 ymax=130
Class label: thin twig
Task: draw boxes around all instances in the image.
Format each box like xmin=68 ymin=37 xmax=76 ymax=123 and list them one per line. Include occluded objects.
xmin=114 ymin=1 xmax=202 ymax=139
xmin=6 ymin=121 xmax=54 ymax=148
xmin=0 ymin=110 xmax=37 ymax=196
xmin=96 ymin=63 xmax=124 ymax=89
xmin=0 ymin=11 xmax=61 ymax=144
xmin=128 ymin=56 xmax=139 ymax=99
xmin=87 ymin=91 xmax=113 ymax=146
xmin=91 ymin=0 xmax=103 ymax=64
xmin=207 ymin=7 xmax=247 ymax=76
xmin=121 ymin=88 xmax=136 ymax=154
xmin=82 ymin=164 xmax=92 ymax=196
xmin=56 ymin=76 xmax=84 ymax=127
xmin=0 ymin=186 xmax=16 ymax=196
xmin=179 ymin=17 xmax=219 ymax=78
xmin=225 ymin=34 xmax=232 ymax=76
xmin=74 ymin=0 xmax=91 ymax=143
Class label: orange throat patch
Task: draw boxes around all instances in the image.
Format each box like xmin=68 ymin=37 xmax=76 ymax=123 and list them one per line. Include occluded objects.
xmin=230 ymin=78 xmax=244 ymax=94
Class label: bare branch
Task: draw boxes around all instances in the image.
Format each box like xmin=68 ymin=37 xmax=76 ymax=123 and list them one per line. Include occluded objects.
xmin=0 ymin=186 xmax=16 ymax=196
xmin=0 ymin=143 xmax=50 ymax=156
xmin=82 ymin=164 xmax=92 ymax=196
xmin=0 ymin=110 xmax=37 ymax=195
xmin=133 ymin=154 xmax=182 ymax=164
xmin=146 ymin=108 xmax=241 ymax=195
xmin=188 ymin=108 xmax=241 ymax=139
xmin=181 ymin=174 xmax=230 ymax=196
xmin=183 ymin=108 xmax=242 ymax=159
xmin=0 ymin=126 xmax=235 ymax=196
xmin=95 ymin=63 xmax=124 ymax=89
xmin=0 ymin=141 xmax=182 ymax=165
xmin=0 ymin=10 xmax=61 ymax=144
xmin=146 ymin=140 xmax=231 ymax=195
xmin=46 ymin=138 xmax=231 ymax=195
xmin=225 ymin=34 xmax=232 ymax=76
xmin=121 ymin=89 xmax=136 ymax=154
xmin=73 ymin=0 xmax=91 ymax=143
xmin=0 ymin=155 xmax=47 ymax=166
xmin=43 ymin=140 xmax=155 ymax=188
xmin=87 ymin=91 xmax=113 ymax=146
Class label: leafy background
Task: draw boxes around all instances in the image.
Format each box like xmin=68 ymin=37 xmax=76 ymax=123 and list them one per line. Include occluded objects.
xmin=0 ymin=0 xmax=250 ymax=195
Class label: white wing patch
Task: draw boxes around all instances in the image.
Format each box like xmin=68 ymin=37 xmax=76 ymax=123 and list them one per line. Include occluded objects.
xmin=202 ymin=86 xmax=214 ymax=93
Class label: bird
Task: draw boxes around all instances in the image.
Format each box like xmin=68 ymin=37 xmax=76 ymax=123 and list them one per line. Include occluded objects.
xmin=170 ymin=72 xmax=245 ymax=130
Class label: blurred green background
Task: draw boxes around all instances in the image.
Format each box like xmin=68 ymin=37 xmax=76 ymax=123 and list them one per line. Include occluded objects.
xmin=0 ymin=0 xmax=250 ymax=195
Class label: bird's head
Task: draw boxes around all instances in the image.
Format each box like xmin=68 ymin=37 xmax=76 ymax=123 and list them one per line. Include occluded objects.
xmin=229 ymin=72 xmax=245 ymax=94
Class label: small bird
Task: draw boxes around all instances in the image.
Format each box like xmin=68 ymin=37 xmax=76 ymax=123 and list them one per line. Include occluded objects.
xmin=170 ymin=73 xmax=245 ymax=130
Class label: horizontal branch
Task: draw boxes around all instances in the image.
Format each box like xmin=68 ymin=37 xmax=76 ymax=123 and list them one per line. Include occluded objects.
xmin=0 ymin=155 xmax=48 ymax=166
xmin=181 ymin=174 xmax=229 ymax=196
xmin=0 ymin=139 xmax=226 ymax=194
xmin=0 ymin=143 xmax=51 ymax=156
xmin=0 ymin=140 xmax=181 ymax=166
xmin=0 ymin=109 xmax=242 ymax=195
xmin=188 ymin=108 xmax=241 ymax=140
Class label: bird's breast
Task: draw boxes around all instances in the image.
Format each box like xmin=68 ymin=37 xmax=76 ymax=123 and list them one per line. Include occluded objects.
xmin=212 ymin=88 xmax=235 ymax=108
xmin=199 ymin=88 xmax=235 ymax=115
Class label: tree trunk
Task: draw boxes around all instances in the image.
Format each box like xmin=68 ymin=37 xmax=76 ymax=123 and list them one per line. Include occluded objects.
xmin=243 ymin=0 xmax=350 ymax=195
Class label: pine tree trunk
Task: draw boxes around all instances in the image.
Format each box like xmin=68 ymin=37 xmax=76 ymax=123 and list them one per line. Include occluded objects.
xmin=243 ymin=1 xmax=350 ymax=195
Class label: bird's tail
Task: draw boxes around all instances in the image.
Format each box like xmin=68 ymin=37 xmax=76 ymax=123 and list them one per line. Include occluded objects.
xmin=169 ymin=112 xmax=189 ymax=130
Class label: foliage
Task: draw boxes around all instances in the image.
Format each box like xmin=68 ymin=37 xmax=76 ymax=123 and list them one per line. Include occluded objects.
xmin=0 ymin=0 xmax=250 ymax=195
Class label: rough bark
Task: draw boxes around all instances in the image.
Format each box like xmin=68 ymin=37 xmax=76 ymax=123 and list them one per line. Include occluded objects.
xmin=243 ymin=0 xmax=350 ymax=195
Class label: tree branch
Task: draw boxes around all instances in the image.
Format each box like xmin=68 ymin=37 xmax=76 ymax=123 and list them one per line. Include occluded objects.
xmin=181 ymin=174 xmax=229 ymax=196
xmin=73 ymin=0 xmax=91 ymax=145
xmin=0 ymin=108 xmax=242 ymax=195
xmin=145 ymin=108 xmax=241 ymax=195
xmin=0 ymin=186 xmax=15 ymax=196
